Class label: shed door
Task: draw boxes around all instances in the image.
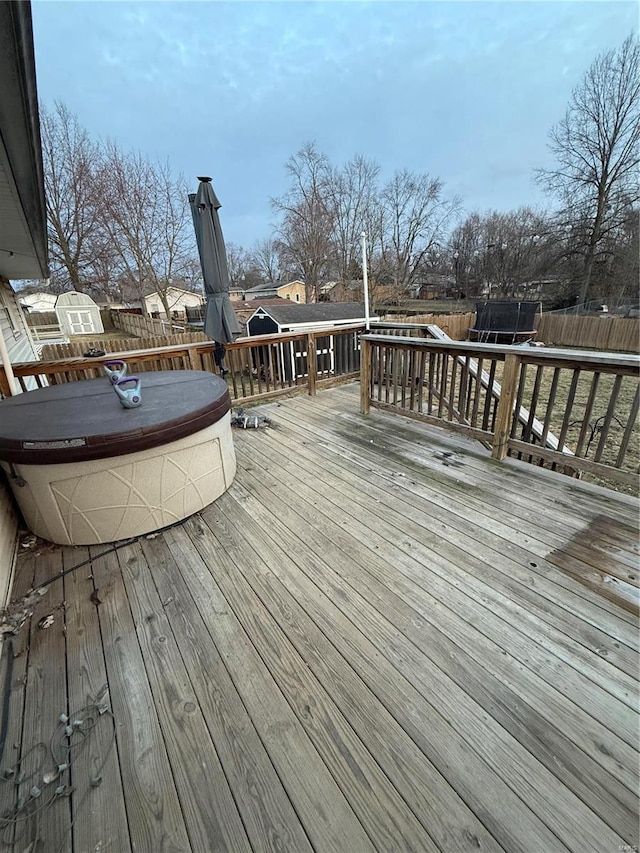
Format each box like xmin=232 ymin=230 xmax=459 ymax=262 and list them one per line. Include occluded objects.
xmin=67 ymin=310 xmax=95 ymax=334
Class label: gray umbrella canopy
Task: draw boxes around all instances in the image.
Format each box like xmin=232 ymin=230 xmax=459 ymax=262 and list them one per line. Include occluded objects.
xmin=189 ymin=177 xmax=241 ymax=344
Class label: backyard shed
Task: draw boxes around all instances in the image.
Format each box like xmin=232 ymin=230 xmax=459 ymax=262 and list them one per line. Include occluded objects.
xmin=246 ymin=302 xmax=369 ymax=336
xmin=246 ymin=302 xmax=371 ymax=381
xmin=55 ymin=290 xmax=104 ymax=336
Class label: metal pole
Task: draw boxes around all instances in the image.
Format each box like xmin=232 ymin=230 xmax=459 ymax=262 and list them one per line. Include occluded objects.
xmin=361 ymin=231 xmax=370 ymax=331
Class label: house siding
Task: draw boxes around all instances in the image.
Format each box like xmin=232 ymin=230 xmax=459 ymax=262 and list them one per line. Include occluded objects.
xmin=277 ymin=281 xmax=305 ymax=303
xmin=144 ymin=288 xmax=204 ymax=319
xmin=1 ymin=281 xmax=39 ymax=363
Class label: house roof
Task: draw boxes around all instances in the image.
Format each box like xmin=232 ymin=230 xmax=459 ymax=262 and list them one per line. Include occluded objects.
xmin=140 ymin=283 xmax=202 ymax=298
xmin=243 ymin=280 xmax=304 ymax=295
xmin=0 ymin=1 xmax=48 ymax=279
xmin=233 ymin=298 xmax=288 ymax=311
xmin=252 ymin=302 xmax=367 ymax=327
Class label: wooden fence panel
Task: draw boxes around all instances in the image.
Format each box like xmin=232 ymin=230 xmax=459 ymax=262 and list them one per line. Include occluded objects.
xmin=381 ymin=313 xmax=475 ymax=340
xmin=535 ymin=315 xmax=640 ymax=353
xmin=41 ymin=332 xmax=208 ymax=361
xmin=110 ymin=310 xmax=206 ymax=339
xmin=25 ymin=311 xmax=58 ymax=326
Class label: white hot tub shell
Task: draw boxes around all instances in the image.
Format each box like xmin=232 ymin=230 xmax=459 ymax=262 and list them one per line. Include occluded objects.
xmin=0 ymin=370 xmax=236 ymax=546
xmin=2 ymin=412 xmax=236 ymax=546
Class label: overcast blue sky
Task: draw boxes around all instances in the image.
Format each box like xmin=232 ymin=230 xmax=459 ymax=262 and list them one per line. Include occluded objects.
xmin=32 ymin=1 xmax=637 ymax=248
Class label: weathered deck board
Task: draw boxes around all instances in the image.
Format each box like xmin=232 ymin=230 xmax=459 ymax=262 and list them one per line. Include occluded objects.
xmin=0 ymin=551 xmax=38 ymax=851
xmin=90 ymin=544 xmax=192 ymax=852
xmin=117 ymin=541 xmax=251 ymax=852
xmin=17 ymin=548 xmax=72 ymax=853
xmin=63 ymin=545 xmax=131 ymax=853
xmin=1 ymin=383 xmax=638 ymax=853
xmin=139 ymin=534 xmax=315 ymax=853
xmin=260 ymin=411 xmax=639 ymax=707
xmin=228 ymin=442 xmax=637 ymax=846
xmin=285 ymin=390 xmax=640 ymax=641
xmin=163 ymin=525 xmax=378 ymax=853
xmin=293 ymin=392 xmax=640 ymax=626
xmin=182 ymin=515 xmax=451 ymax=853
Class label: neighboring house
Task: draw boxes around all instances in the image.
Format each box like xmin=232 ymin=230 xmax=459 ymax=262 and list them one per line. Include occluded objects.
xmin=19 ymin=291 xmax=57 ymax=312
xmin=56 ymin=291 xmax=104 ymax=336
xmin=242 ymin=280 xmax=306 ymax=303
xmin=0 ymin=0 xmax=49 ymax=607
xmin=319 ymin=280 xmax=364 ymax=303
xmin=142 ymin=285 xmax=204 ymax=319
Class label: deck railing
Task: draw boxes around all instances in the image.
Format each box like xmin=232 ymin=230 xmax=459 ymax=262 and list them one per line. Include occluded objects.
xmin=360 ymin=334 xmax=640 ymax=487
xmin=2 ymin=325 xmax=365 ymax=405
xmin=4 ymin=324 xmax=638 ymax=486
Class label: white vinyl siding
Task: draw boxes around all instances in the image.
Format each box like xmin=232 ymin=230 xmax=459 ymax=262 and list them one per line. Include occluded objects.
xmin=0 ymin=281 xmax=40 ymax=391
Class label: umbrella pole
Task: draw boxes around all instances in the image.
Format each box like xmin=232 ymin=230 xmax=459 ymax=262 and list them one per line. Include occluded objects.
xmin=361 ymin=231 xmax=370 ymax=332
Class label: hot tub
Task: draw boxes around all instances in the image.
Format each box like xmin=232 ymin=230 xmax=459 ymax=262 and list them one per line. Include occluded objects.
xmin=0 ymin=370 xmax=236 ymax=545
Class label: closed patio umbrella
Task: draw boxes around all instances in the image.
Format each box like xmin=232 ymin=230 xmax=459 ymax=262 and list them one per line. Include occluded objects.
xmin=189 ymin=177 xmax=241 ymax=359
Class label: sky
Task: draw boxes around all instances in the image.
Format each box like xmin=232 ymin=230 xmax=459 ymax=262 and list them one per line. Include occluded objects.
xmin=32 ymin=1 xmax=637 ymax=249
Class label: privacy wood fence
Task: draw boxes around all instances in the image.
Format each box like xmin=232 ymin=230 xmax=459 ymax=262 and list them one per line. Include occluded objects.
xmin=534 ymin=314 xmax=639 ymax=353
xmin=379 ymin=312 xmax=475 ymax=340
xmin=110 ymin=310 xmax=205 ymax=339
xmin=24 ymin=311 xmax=58 ymax=326
xmin=360 ymin=334 xmax=640 ymax=487
xmin=41 ymin=332 xmax=209 ymax=360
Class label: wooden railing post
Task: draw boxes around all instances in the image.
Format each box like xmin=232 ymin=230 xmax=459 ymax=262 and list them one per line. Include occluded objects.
xmin=360 ymin=336 xmax=371 ymax=415
xmin=492 ymin=353 xmax=520 ymax=460
xmin=187 ymin=346 xmax=203 ymax=371
xmin=306 ymin=334 xmax=317 ymax=396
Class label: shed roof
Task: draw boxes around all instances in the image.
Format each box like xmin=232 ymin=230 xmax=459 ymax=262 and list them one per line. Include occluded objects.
xmin=252 ymin=302 xmax=366 ymax=327
xmin=56 ymin=290 xmax=100 ymax=308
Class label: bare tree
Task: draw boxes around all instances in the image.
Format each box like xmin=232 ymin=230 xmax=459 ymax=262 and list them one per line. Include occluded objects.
xmin=324 ymin=154 xmax=380 ymax=282
xmin=40 ymin=102 xmax=105 ymax=291
xmin=537 ymin=35 xmax=640 ymax=304
xmin=251 ymin=238 xmax=282 ymax=283
xmin=450 ymin=208 xmax=552 ymax=298
xmin=100 ymin=145 xmax=193 ymax=316
xmin=376 ymin=170 xmax=460 ymax=295
xmin=271 ymin=142 xmax=335 ymax=302
xmin=225 ymin=243 xmax=263 ymax=290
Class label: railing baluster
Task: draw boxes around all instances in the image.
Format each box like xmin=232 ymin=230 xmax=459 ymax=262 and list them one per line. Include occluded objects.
xmin=540 ymin=367 xmax=561 ymax=449
xmin=392 ymin=345 xmax=399 ymax=406
xmin=523 ymin=365 xmax=544 ymax=445
xmin=471 ymin=357 xmax=483 ymax=427
xmin=511 ymin=362 xmax=528 ymax=459
xmin=400 ymin=348 xmax=408 ymax=408
xmin=427 ymin=352 xmax=435 ymax=415
xmin=615 ymin=382 xmax=640 ymax=469
xmin=482 ymin=360 xmax=497 ymax=432
xmin=458 ymin=356 xmax=469 ymax=416
xmin=575 ymin=372 xmax=601 ymax=457
xmin=448 ymin=356 xmax=458 ymax=422
xmin=438 ymin=354 xmax=448 ymax=419
xmin=593 ymin=374 xmax=623 ymax=463
xmin=360 ymin=338 xmax=372 ymax=415
xmin=556 ymin=368 xmax=580 ymax=453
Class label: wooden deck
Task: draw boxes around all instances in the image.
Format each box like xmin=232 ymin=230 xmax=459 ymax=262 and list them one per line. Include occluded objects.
xmin=1 ymin=383 xmax=638 ymax=853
